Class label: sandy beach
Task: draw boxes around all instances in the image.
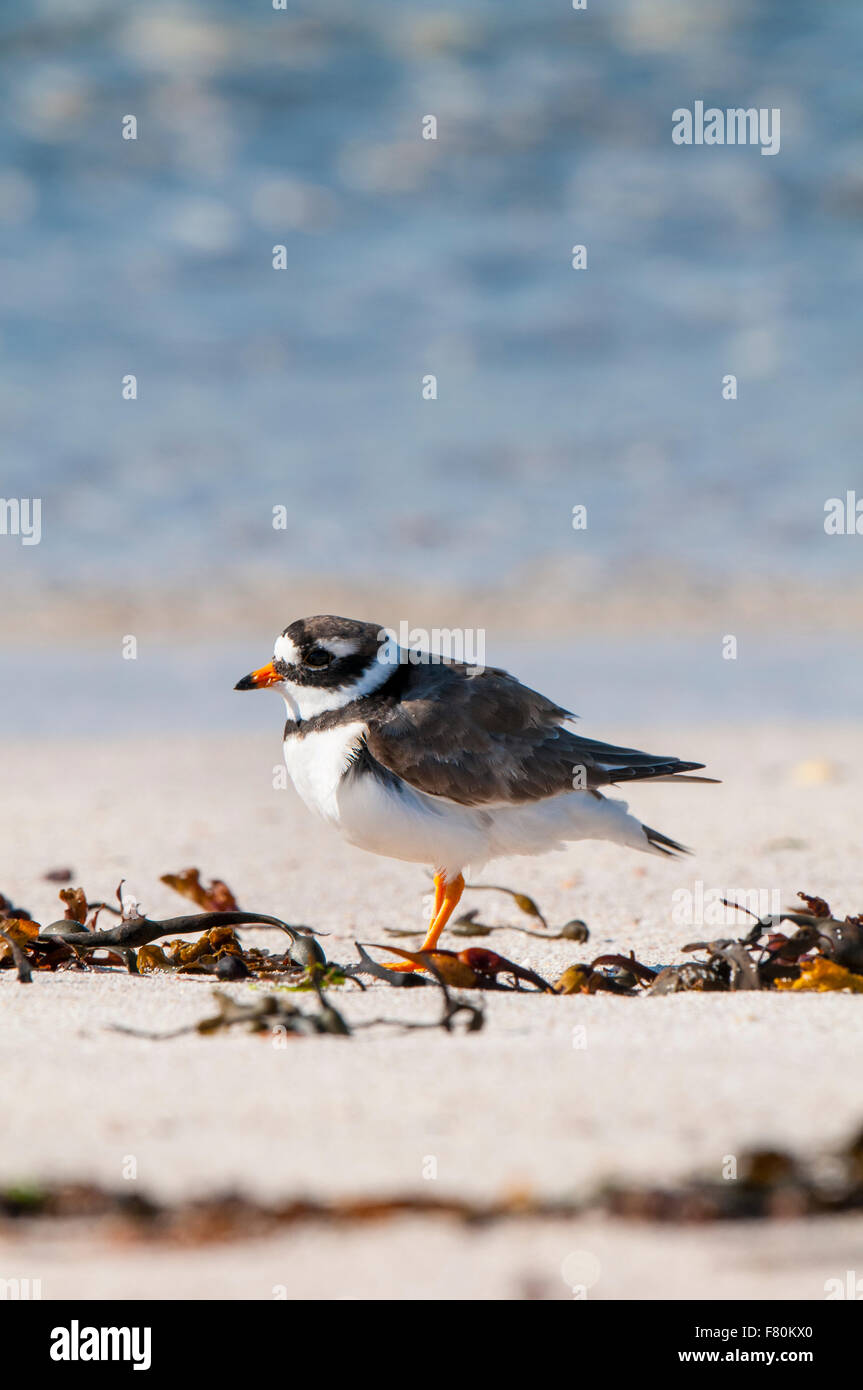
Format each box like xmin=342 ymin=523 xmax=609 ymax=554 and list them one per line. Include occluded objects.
xmin=3 ymin=0 xmax=859 ymax=1322
xmin=2 ymin=721 xmax=861 ymax=1299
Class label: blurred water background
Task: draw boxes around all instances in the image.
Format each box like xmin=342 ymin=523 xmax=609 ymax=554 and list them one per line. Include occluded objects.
xmin=1 ymin=0 xmax=861 ymax=729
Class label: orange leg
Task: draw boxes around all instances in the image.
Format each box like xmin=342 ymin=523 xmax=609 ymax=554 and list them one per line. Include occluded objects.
xmin=387 ymin=872 xmax=465 ymax=972
xmin=431 ymin=871 xmax=446 ymax=920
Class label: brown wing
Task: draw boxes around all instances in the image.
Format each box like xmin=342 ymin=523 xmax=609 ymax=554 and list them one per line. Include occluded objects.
xmin=363 ymin=662 xmax=708 ymax=807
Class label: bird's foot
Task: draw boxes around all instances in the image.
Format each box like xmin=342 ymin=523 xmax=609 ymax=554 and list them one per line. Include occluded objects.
xmin=382 ymin=873 xmax=465 ymax=974
xmin=384 ymin=959 xmax=425 ymax=974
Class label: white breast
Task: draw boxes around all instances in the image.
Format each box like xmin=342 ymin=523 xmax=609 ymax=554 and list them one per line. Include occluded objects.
xmin=282 ymin=722 xmax=367 ymax=825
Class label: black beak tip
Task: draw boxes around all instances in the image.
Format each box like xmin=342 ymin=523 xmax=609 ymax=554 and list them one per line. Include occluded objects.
xmin=234 ymin=674 xmax=255 ymax=691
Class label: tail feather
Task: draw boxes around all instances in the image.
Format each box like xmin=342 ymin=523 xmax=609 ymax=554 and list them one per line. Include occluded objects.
xmin=642 ymin=823 xmax=691 ymax=857
xmin=605 ymin=759 xmax=717 ymax=785
xmin=646 ymin=773 xmax=719 ymax=785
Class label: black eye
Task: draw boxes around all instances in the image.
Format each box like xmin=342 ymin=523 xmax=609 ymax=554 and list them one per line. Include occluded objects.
xmin=304 ymin=647 xmax=331 ymax=667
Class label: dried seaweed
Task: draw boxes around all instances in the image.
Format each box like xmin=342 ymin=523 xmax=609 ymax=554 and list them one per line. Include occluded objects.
xmin=358 ymin=942 xmax=551 ymax=992
xmin=6 ymin=1125 xmax=863 ymax=1243
xmin=43 ymin=867 xmax=74 ymax=884
xmin=160 ymin=868 xmax=239 ymax=913
xmin=354 ymin=995 xmax=485 ymax=1036
xmin=0 ymin=892 xmax=33 ymax=922
xmin=111 ymin=965 xmax=481 ymax=1039
xmin=342 ymin=942 xmax=431 ymax=988
xmin=0 ymin=880 xmax=328 ymax=983
xmin=552 ymin=891 xmax=863 ymax=997
xmin=648 ymin=962 xmax=726 ymax=995
xmin=444 ymin=909 xmax=589 ymax=943
xmin=37 ymin=907 xmax=316 ymax=957
xmin=680 ymin=939 xmax=763 ymax=991
xmin=6 ymin=876 xmax=863 ymax=1006
xmin=342 ymin=944 xmax=485 ymax=1029
xmin=109 ymin=987 xmax=350 ymax=1040
xmin=0 ymin=927 xmax=33 ymax=983
xmin=776 ymin=958 xmax=863 ymax=993
xmin=592 ymin=952 xmax=659 ymax=985
xmin=135 ymin=928 xmax=260 ymax=978
xmin=461 ymin=881 xmax=550 ymax=930
xmin=676 ymin=891 xmax=863 ymax=992
xmin=59 ymin=887 xmax=89 ymax=923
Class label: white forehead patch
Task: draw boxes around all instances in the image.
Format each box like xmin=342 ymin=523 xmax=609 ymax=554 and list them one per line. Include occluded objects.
xmin=319 ymin=637 xmax=359 ymax=658
xmin=273 ymin=633 xmax=301 ymax=666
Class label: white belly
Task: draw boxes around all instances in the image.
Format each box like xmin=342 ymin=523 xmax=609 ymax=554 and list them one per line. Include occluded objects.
xmin=283 ymin=723 xmax=488 ymax=875
xmin=282 ymin=724 xmax=651 ymax=878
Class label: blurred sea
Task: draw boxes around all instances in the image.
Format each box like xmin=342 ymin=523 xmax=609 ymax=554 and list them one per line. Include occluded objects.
xmin=0 ymin=0 xmax=862 ymax=614
xmin=4 ymin=632 xmax=863 ymax=736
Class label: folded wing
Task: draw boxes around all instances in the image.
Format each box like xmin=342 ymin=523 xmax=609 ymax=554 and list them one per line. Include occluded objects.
xmin=363 ymin=662 xmax=713 ymax=807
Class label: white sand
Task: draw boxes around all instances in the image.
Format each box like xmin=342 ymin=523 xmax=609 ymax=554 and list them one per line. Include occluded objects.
xmin=1 ymin=725 xmax=861 ymax=1299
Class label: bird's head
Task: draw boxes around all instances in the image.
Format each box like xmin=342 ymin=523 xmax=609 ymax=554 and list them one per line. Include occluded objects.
xmin=235 ymin=615 xmax=397 ymax=721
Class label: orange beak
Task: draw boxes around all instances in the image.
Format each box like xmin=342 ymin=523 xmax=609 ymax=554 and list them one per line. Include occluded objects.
xmin=234 ymin=660 xmax=281 ymax=691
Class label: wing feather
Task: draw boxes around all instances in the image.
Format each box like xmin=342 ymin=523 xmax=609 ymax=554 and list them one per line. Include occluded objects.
xmin=364 ymin=662 xmax=710 ymax=807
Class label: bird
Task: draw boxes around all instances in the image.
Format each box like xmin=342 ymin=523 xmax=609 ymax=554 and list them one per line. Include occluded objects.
xmin=235 ymin=615 xmax=716 ymax=970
